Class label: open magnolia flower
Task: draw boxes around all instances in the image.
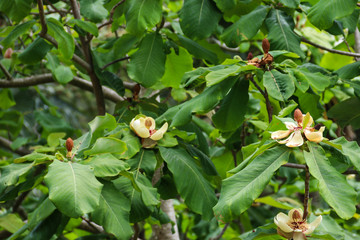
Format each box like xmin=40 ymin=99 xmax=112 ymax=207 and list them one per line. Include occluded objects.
xmin=130 ymin=116 xmax=168 ymax=141
xmin=271 ymin=109 xmax=325 ymax=147
xmin=274 ymin=209 xmax=322 ymax=240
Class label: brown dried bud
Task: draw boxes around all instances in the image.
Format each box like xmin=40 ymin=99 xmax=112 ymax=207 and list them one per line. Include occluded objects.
xmin=262 ymin=53 xmax=273 ymax=65
xmin=262 ymin=38 xmax=270 ymax=54
xmin=66 ymin=138 xmax=74 ymax=152
xmin=4 ymin=48 xmax=13 ymax=59
xmin=294 ymin=109 xmax=303 ymax=124
xmin=247 ymin=52 xmax=253 ymax=60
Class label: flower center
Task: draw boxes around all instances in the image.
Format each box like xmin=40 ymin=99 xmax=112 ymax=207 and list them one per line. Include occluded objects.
xmin=149 ymin=129 xmax=157 ymax=136
xmin=287 ymin=221 xmax=308 ymax=232
xmin=145 ymin=119 xmax=153 ymax=129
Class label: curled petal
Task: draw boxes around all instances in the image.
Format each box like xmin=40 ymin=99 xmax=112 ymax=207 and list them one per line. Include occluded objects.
xmin=274 ymin=213 xmax=293 ymax=233
xmin=271 ymin=130 xmax=291 ymax=140
xmin=304 ymin=126 xmax=325 ymax=143
xmin=286 ymin=130 xmax=304 ymax=147
xmin=285 ymin=122 xmax=297 ymax=130
xmin=144 ymin=117 xmax=156 ymax=130
xmin=132 ymin=118 xmax=150 ymax=138
xmin=293 ymin=232 xmax=307 ymax=240
xmin=277 ymin=228 xmax=293 ymax=239
xmin=150 ymin=122 xmax=168 ymax=140
xmin=304 ymin=215 xmax=322 ymax=235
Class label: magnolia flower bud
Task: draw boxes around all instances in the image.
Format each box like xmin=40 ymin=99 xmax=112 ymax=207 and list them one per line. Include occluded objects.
xmin=294 ymin=108 xmax=303 ymax=124
xmin=66 ymin=138 xmax=74 ymax=152
xmin=262 ymin=38 xmax=270 ymax=54
xmin=4 ymin=48 xmax=13 ymax=59
xmin=247 ymin=52 xmax=253 ymax=60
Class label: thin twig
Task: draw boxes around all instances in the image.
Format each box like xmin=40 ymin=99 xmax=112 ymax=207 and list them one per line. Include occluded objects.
xmin=0 ymin=74 xmax=124 ymax=102
xmin=249 ymin=75 xmax=273 ymax=122
xmin=282 ymin=163 xmax=306 ymax=169
xmin=101 ymin=56 xmax=130 ymax=70
xmin=98 ymin=0 xmax=126 ymax=29
xmin=37 ymin=0 xmax=47 ymax=36
xmin=0 ymin=62 xmax=12 ymax=80
xmin=70 ymin=0 xmax=106 ymax=115
xmin=301 ymin=36 xmax=360 ymax=58
xmin=0 ymin=136 xmax=31 ymax=155
xmin=80 ymin=217 xmax=103 ymax=233
xmin=303 ymin=165 xmax=310 ymax=220
xmin=211 ymin=223 xmax=230 ymax=240
xmin=231 ymin=150 xmax=238 ymax=167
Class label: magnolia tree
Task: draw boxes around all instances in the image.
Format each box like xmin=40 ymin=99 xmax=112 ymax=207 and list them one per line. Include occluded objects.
xmin=2 ymin=0 xmax=360 ymax=239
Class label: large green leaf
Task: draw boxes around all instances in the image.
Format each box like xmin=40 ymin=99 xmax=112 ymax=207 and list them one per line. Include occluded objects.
xmin=53 ymin=65 xmax=74 ymax=84
xmin=79 ymin=0 xmax=108 ymax=23
xmin=213 ymin=146 xmax=289 ymax=222
xmin=28 ymin=198 xmax=56 ymax=229
xmin=297 ymin=68 xmax=330 ymax=92
xmin=125 ymin=0 xmax=162 ymax=35
xmin=265 ymin=9 xmax=304 ymax=58
xmin=0 ymin=163 xmax=33 ymax=194
xmin=212 ymin=79 xmax=249 ymax=132
xmin=279 ymin=0 xmax=300 ymax=8
xmin=161 ymin=47 xmax=193 ymax=88
xmin=263 ymin=70 xmax=295 ymax=102
xmin=159 ymin=147 xmax=217 ymax=220
xmin=305 ymin=142 xmax=356 ymax=219
xmin=157 ymin=77 xmax=237 ymax=127
xmin=330 ymin=137 xmax=360 ymax=172
xmin=221 ymin=5 xmax=269 ymax=47
xmin=69 ymin=19 xmax=99 ymax=37
xmin=308 ymin=0 xmax=357 ymax=30
xmin=45 ymin=160 xmax=103 ymax=218
xmin=127 ymin=32 xmax=166 ymax=87
xmin=127 ymin=149 xmax=157 ymax=176
xmin=84 ymin=137 xmax=127 ymax=156
xmin=327 ymin=97 xmax=360 ymax=129
xmin=82 ymin=153 xmax=130 ymax=177
xmin=0 ymin=214 xmax=25 ymax=233
xmin=109 ymin=127 xmax=141 ymax=159
xmin=180 ymin=0 xmax=221 ymax=40
xmin=92 ymin=182 xmax=133 ymax=239
xmin=0 ymin=0 xmax=32 ymax=22
xmin=18 ymin=37 xmax=53 ymax=64
xmin=334 ymin=61 xmax=360 ymax=80
xmin=1 ymin=20 xmax=35 ymax=50
xmin=47 ymin=18 xmax=75 ymax=60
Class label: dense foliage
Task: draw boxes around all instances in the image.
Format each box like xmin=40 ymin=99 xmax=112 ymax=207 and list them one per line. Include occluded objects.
xmin=2 ymin=0 xmax=360 ymax=239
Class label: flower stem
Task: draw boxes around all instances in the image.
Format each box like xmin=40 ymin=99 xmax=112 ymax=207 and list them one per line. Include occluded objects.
xmin=303 ymin=165 xmax=310 ymax=220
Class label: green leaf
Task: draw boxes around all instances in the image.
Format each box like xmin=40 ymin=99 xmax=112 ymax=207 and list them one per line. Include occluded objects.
xmin=0 ymin=214 xmax=25 ymax=233
xmin=89 ymin=113 xmax=118 ymax=143
xmin=221 ymin=6 xmax=269 ymax=47
xmin=308 ymin=0 xmax=357 ymax=30
xmin=96 ymin=70 xmax=125 ymax=96
xmin=298 ymin=68 xmax=330 ymax=92
xmin=70 ymin=19 xmax=99 ymax=37
xmin=212 ymin=79 xmax=249 ymax=132
xmin=0 ymin=0 xmax=32 ymax=22
xmin=127 ymin=32 xmax=165 ymax=87
xmin=278 ymin=100 xmax=298 ymax=117
xmin=92 ymin=182 xmax=133 ymax=239
xmin=53 ymin=65 xmax=74 ymax=84
xmin=158 ymin=77 xmax=237 ymax=127
xmin=335 ymin=61 xmax=360 ymax=80
xmin=265 ymin=9 xmax=304 ymax=58
xmin=184 ymin=143 xmax=218 ymax=176
xmin=177 ymin=35 xmax=218 ymax=64
xmin=279 ymin=0 xmax=300 ymax=8
xmin=263 ymin=70 xmax=295 ymax=102
xmin=0 ymin=89 xmax=16 ymax=110
xmin=18 ymin=37 xmax=52 ymax=64
xmin=79 ymin=0 xmax=108 ymax=23
xmin=288 ymin=69 xmax=310 ymax=93
xmin=159 ymin=147 xmax=217 ymax=220
xmin=180 ymin=0 xmax=221 ymax=40
xmin=255 ymin=196 xmax=293 ymax=210
xmin=125 ymin=0 xmax=162 ymax=35
xmin=47 ymin=18 xmax=75 ymax=60
xmin=327 ymin=97 xmax=360 ymax=129
xmin=305 ymin=142 xmax=356 ymax=219
xmin=45 ymin=160 xmax=103 ymax=218
xmin=127 ymin=149 xmax=157 ymax=176
xmin=82 ymin=153 xmax=130 ymax=177
xmin=28 ymin=198 xmax=56 ymax=229
xmin=84 ymin=137 xmax=127 ymax=156
xmin=111 ymin=127 xmax=141 ymax=159
xmin=47 ymin=132 xmax=66 ymax=148
xmin=0 ymin=163 xmax=33 ymax=194
xmin=213 ymin=146 xmax=289 ymax=222
xmin=1 ymin=20 xmax=35 ymax=50
xmin=161 ymin=47 xmax=193 ymax=88
xmin=206 ymin=65 xmax=258 ymax=86
xmin=330 ymin=137 xmax=360 ymax=172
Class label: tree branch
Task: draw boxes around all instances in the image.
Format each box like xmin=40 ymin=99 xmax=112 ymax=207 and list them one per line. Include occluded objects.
xmin=211 ymin=223 xmax=229 ymax=240
xmin=301 ymin=36 xmax=360 ymax=58
xmin=0 ymin=136 xmax=31 ymax=155
xmin=98 ymin=0 xmax=126 ymax=29
xmin=70 ymin=0 xmax=106 ymax=115
xmin=101 ymin=56 xmax=130 ymax=70
xmin=282 ymin=163 xmax=306 ymax=169
xmin=303 ymin=165 xmax=310 ymax=220
xmin=249 ymin=75 xmax=273 ymax=122
xmin=0 ymin=74 xmax=124 ymax=103
xmin=0 ymin=62 xmax=12 ymax=80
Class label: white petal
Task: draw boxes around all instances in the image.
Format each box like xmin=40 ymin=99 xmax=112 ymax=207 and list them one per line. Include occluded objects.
xmin=304 ymin=215 xmax=322 ymax=235
xmin=132 ymin=118 xmax=150 ymax=138
xmin=274 ymin=213 xmax=293 ymax=233
xmin=145 ymin=117 xmax=156 ymax=130
xmin=285 ymin=122 xmax=297 ymax=130
xmin=271 ymin=130 xmax=291 ymax=140
xmin=278 ymin=132 xmax=295 ymax=144
xmin=150 ymin=122 xmax=168 ymax=140
xmin=286 ymin=130 xmax=304 ymax=147
xmin=293 ymin=232 xmax=307 ymax=240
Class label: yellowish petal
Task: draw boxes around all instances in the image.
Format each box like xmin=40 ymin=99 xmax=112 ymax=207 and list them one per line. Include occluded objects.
xmin=286 ymin=130 xmax=304 ymax=147
xmin=304 ymin=126 xmax=325 ymax=143
xmin=293 ymin=232 xmax=307 ymax=240
xmin=304 ymin=215 xmax=322 ymax=235
xmin=150 ymin=122 xmax=168 ymax=140
xmin=144 ymin=117 xmax=156 ymax=130
xmin=132 ymin=118 xmax=150 ymax=138
xmin=271 ymin=130 xmax=291 ymax=140
xmin=274 ymin=213 xmax=293 ymax=233
xmin=278 ymin=132 xmax=295 ymax=144
xmin=285 ymin=122 xmax=297 ymax=130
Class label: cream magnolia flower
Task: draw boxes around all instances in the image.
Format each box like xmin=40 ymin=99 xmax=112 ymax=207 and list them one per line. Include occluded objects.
xmin=130 ymin=116 xmax=168 ymax=141
xmin=271 ymin=109 xmax=325 ymax=147
xmin=274 ymin=209 xmax=322 ymax=240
